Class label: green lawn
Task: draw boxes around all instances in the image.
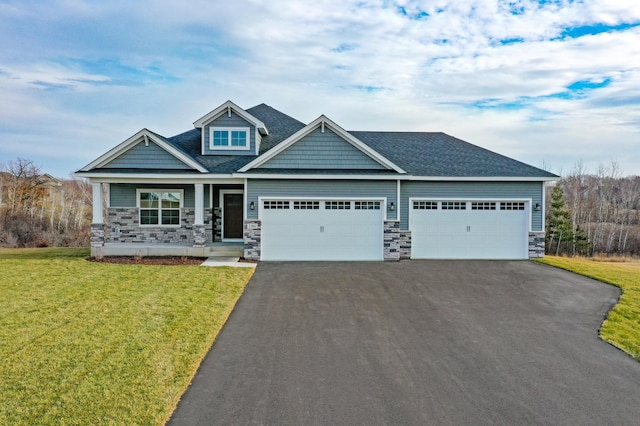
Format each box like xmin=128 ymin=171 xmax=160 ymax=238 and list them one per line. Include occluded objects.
xmin=0 ymin=248 xmax=254 ymax=425
xmin=536 ymin=256 xmax=640 ymax=360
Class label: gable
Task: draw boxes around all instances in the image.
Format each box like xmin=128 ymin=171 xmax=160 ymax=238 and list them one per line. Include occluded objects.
xmin=239 ymin=115 xmax=406 ymax=173
xmin=78 ymin=129 xmax=207 ymax=173
xmin=101 ymin=140 xmax=194 ymax=170
xmin=258 ymin=127 xmax=386 ymax=170
xmin=202 ymin=111 xmax=257 ymax=156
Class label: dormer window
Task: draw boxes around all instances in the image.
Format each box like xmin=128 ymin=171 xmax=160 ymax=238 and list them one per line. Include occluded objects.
xmin=210 ymin=127 xmax=250 ymax=150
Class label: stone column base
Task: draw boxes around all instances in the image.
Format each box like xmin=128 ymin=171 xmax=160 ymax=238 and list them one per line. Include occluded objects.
xmin=529 ymin=232 xmax=545 ymax=258
xmin=384 ymin=221 xmax=400 ymax=261
xmin=193 ymin=224 xmax=206 ymax=248
xmin=244 ymin=219 xmax=261 ymax=260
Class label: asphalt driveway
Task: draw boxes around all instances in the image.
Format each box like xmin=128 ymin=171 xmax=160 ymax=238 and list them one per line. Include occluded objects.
xmin=169 ymin=261 xmax=640 ymax=425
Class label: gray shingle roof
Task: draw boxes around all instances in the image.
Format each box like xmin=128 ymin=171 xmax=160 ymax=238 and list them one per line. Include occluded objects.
xmin=157 ymin=104 xmax=556 ymax=178
xmin=351 ymin=131 xmax=557 ymax=178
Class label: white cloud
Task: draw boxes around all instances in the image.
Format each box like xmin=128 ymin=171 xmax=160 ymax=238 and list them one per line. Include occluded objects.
xmin=0 ymin=0 xmax=639 ymax=176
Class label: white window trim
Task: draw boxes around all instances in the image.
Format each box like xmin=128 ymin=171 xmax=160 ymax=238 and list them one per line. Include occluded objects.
xmin=136 ymin=188 xmax=184 ymax=227
xmin=209 ymin=127 xmax=251 ymax=151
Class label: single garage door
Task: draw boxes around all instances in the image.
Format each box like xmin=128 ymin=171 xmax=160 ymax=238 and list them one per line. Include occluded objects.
xmin=261 ymin=199 xmax=384 ymax=261
xmin=410 ymin=200 xmax=529 ymax=259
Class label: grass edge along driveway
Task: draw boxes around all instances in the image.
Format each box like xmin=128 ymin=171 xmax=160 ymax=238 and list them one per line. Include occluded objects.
xmin=536 ymin=256 xmax=640 ymax=360
xmin=0 ymin=248 xmax=253 ymax=425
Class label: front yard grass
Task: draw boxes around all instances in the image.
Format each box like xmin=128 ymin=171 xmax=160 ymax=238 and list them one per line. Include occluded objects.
xmin=536 ymin=256 xmax=640 ymax=360
xmin=0 ymin=248 xmax=254 ymax=425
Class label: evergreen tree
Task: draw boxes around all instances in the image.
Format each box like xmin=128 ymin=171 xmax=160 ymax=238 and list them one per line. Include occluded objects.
xmin=546 ymin=183 xmax=573 ymax=255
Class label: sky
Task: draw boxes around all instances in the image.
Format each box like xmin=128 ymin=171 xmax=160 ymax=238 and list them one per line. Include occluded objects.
xmin=1 ymin=0 xmax=639 ymax=178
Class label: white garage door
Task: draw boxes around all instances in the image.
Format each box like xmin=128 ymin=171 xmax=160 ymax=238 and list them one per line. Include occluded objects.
xmin=410 ymin=200 xmax=529 ymax=259
xmin=261 ymin=199 xmax=384 ymax=261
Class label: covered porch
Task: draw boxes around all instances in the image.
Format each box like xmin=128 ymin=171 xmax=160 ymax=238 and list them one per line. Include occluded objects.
xmin=89 ymin=179 xmax=248 ymax=258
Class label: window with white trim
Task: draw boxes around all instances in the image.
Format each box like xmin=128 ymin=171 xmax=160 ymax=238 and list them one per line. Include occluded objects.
xmin=138 ymin=190 xmax=182 ymax=226
xmin=209 ymin=127 xmax=250 ymax=150
xmin=413 ymin=201 xmax=438 ymax=210
xmin=354 ymin=201 xmax=381 ymax=210
xmin=501 ymin=202 xmax=525 ymax=210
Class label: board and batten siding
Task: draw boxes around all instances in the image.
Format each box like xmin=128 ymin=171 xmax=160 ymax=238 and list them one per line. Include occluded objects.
xmin=203 ymin=112 xmax=257 ymax=156
xmin=400 ymin=181 xmax=544 ymax=231
xmin=258 ymin=127 xmax=386 ymax=170
xmin=109 ymin=184 xmax=210 ymax=208
xmin=246 ymin=179 xmax=398 ymax=220
xmin=102 ymin=141 xmax=192 ymax=170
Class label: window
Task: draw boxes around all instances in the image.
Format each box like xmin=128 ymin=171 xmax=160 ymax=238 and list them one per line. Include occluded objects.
xmin=471 ymin=202 xmax=496 ymax=210
xmin=264 ymin=200 xmax=290 ymax=209
xmin=442 ymin=201 xmax=466 ymax=210
xmin=209 ymin=127 xmax=250 ymax=150
xmin=138 ymin=190 xmax=182 ymax=226
xmin=354 ymin=201 xmax=381 ymax=210
xmin=413 ymin=201 xmax=438 ymax=210
xmin=326 ymin=201 xmax=351 ymax=210
xmin=294 ymin=201 xmax=319 ymax=210
xmin=501 ymin=202 xmax=525 ymax=210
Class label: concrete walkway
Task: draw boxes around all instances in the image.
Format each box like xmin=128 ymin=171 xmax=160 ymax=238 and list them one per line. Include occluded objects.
xmin=199 ymin=257 xmax=256 ymax=268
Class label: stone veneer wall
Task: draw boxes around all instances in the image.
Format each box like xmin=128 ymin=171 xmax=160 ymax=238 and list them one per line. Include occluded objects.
xmin=399 ymin=230 xmax=411 ymax=259
xmin=383 ymin=220 xmax=400 ymax=261
xmin=244 ymin=219 xmax=261 ymax=260
xmin=105 ymin=207 xmax=213 ymax=245
xmin=528 ymin=231 xmax=545 ymax=258
xmin=213 ymin=207 xmax=222 ymax=242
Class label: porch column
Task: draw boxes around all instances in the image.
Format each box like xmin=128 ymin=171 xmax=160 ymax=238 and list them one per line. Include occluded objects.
xmin=92 ymin=183 xmax=103 ymax=224
xmin=194 ymin=184 xmax=204 ymax=225
xmin=193 ymin=184 xmax=205 ymax=248
xmin=91 ymin=182 xmax=105 ymax=257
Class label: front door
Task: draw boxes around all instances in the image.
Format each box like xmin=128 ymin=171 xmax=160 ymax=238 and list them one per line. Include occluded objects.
xmin=223 ymin=193 xmax=243 ymax=240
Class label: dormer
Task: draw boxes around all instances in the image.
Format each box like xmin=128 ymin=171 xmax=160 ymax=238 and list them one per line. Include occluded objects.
xmin=193 ymin=100 xmax=268 ymax=156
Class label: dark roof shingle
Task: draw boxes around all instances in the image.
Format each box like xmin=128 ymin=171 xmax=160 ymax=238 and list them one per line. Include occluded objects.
xmin=160 ymin=103 xmax=556 ymax=178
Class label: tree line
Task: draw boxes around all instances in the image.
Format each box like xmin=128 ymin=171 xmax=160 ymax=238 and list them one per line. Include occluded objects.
xmin=0 ymin=158 xmax=91 ymax=248
xmin=546 ymin=162 xmax=640 ymax=257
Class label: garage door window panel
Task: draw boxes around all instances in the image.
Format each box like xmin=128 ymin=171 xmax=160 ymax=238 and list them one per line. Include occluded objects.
xmin=442 ymin=201 xmax=466 ymax=210
xmin=355 ymin=201 xmax=381 ymax=210
xmin=326 ymin=201 xmax=351 ymax=210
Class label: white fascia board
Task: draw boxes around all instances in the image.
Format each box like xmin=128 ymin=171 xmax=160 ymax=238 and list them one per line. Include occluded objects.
xmin=73 ymin=173 xmax=242 ymax=184
xmin=79 ymin=129 xmax=207 ymax=173
xmin=193 ymin=100 xmax=268 ymax=135
xmin=235 ymin=173 xmax=557 ymax=182
xmin=238 ymin=115 xmax=406 ymax=173
xmin=234 ymin=173 xmax=404 ymax=180
xmin=404 ymin=176 xmax=558 ymax=182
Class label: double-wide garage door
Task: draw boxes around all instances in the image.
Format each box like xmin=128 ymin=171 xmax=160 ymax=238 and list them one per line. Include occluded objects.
xmin=261 ymin=199 xmax=384 ymax=261
xmin=411 ymin=200 xmax=529 ymax=259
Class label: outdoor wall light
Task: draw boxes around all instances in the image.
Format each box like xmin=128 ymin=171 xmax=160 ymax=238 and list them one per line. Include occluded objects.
xmin=534 ymin=203 xmax=541 ymax=211
xmin=249 ymin=201 xmax=255 ymax=210
xmin=389 ymin=202 xmax=395 ymax=211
